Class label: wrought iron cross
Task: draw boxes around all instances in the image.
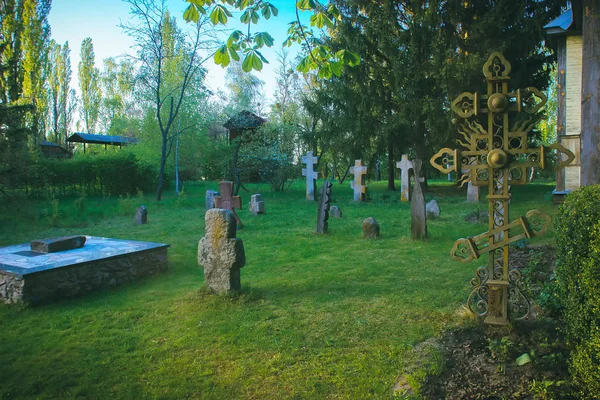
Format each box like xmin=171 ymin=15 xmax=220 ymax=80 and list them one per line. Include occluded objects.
xmin=214 ymin=181 xmax=243 ymax=228
xmin=430 ymin=52 xmax=575 ymax=326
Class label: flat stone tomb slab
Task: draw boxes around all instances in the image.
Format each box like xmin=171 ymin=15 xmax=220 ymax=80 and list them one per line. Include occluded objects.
xmin=0 ymin=236 xmax=169 ymax=304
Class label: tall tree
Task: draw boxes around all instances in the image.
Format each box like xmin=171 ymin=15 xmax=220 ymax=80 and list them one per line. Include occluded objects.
xmin=78 ymin=37 xmax=102 ymax=133
xmin=21 ymin=0 xmax=51 ymax=145
xmin=122 ymin=0 xmax=216 ymax=201
xmin=47 ymin=40 xmax=75 ymax=146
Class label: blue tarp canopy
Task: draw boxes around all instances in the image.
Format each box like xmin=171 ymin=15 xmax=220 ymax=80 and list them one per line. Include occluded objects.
xmin=67 ymin=133 xmax=139 ymax=146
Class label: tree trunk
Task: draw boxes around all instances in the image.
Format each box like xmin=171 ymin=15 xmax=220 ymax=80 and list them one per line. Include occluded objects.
xmin=232 ymin=140 xmax=242 ymax=195
xmin=156 ymin=133 xmax=168 ymax=201
xmin=581 ymin=0 xmax=600 ymax=186
xmin=387 ymin=140 xmax=395 ymax=190
xmin=175 ymin=131 xmax=180 ymax=195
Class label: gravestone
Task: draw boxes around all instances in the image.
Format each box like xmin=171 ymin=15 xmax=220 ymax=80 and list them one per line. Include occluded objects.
xmin=362 ymin=217 xmax=380 ymax=239
xmin=315 ymin=180 xmax=332 ymax=234
xmin=249 ymin=194 xmax=265 ymax=215
xmin=396 ymin=154 xmax=413 ymax=202
xmin=135 ymin=205 xmax=148 ymax=225
xmin=302 ymin=151 xmax=319 ymax=201
xmin=411 ymin=159 xmax=427 ymax=239
xmin=214 ymin=181 xmax=243 ymax=228
xmin=205 ymin=190 xmax=219 ymax=209
xmin=426 ymin=200 xmax=440 ymax=220
xmin=467 ymin=181 xmax=480 ymax=203
xmin=30 ymin=235 xmax=86 ymax=253
xmin=349 ymin=160 xmax=368 ymax=202
xmin=330 ymin=205 xmax=342 ymax=218
xmin=198 ymin=209 xmax=246 ymax=293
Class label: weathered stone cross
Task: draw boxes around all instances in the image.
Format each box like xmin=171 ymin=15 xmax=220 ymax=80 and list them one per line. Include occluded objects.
xmin=430 ymin=52 xmax=575 ymax=326
xmin=411 ymin=159 xmax=427 ymax=239
xmin=214 ymin=181 xmax=243 ymax=228
xmin=396 ymin=154 xmax=413 ymax=202
xmin=302 ymin=151 xmax=319 ymax=200
xmin=349 ymin=159 xmax=368 ymax=202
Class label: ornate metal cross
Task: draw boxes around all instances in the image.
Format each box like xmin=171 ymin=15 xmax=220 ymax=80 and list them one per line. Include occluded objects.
xmin=349 ymin=159 xmax=368 ymax=202
xmin=214 ymin=181 xmax=243 ymax=228
xmin=302 ymin=151 xmax=319 ymax=201
xmin=430 ymin=52 xmax=575 ymax=326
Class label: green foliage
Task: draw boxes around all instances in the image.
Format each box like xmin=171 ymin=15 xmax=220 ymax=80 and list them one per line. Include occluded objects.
xmin=33 ymin=152 xmax=156 ymax=197
xmin=555 ymin=185 xmax=600 ymax=398
xmin=78 ymin=37 xmax=102 ymax=133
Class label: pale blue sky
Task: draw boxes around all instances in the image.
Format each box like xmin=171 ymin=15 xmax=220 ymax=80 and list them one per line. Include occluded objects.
xmin=48 ymin=0 xmax=305 ymax=104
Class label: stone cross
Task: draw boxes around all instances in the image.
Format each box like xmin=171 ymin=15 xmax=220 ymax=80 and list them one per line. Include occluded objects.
xmin=410 ymin=159 xmax=427 ymax=239
xmin=349 ymin=159 xmax=368 ymax=202
xmin=302 ymin=151 xmax=319 ymax=200
xmin=396 ymin=154 xmax=413 ymax=202
xmin=214 ymin=181 xmax=243 ymax=228
xmin=467 ymin=180 xmax=480 ymax=203
xmin=249 ymin=194 xmax=265 ymax=215
xmin=430 ymin=52 xmax=575 ymax=326
xmin=198 ymin=209 xmax=246 ymax=293
xmin=315 ymin=180 xmax=332 ymax=234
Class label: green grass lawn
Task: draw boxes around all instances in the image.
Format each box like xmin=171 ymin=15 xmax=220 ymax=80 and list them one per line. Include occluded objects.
xmin=0 ymin=179 xmax=558 ymax=399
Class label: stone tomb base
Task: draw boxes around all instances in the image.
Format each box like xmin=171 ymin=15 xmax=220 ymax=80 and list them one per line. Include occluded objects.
xmin=0 ymin=236 xmax=169 ymax=305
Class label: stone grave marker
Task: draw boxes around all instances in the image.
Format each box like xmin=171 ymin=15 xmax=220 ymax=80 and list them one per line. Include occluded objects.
xmin=315 ymin=180 xmax=332 ymax=234
xmin=330 ymin=206 xmax=342 ymax=218
xmin=135 ymin=205 xmax=148 ymax=225
xmin=467 ymin=181 xmax=480 ymax=203
xmin=411 ymin=159 xmax=427 ymax=239
xmin=206 ymin=190 xmax=219 ymax=209
xmin=426 ymin=199 xmax=440 ymax=220
xmin=30 ymin=235 xmax=86 ymax=253
xmin=362 ymin=217 xmax=380 ymax=239
xmin=396 ymin=154 xmax=413 ymax=202
xmin=349 ymin=159 xmax=368 ymax=202
xmin=249 ymin=194 xmax=265 ymax=215
xmin=302 ymin=151 xmax=319 ymax=201
xmin=198 ymin=209 xmax=246 ymax=293
xmin=214 ymin=181 xmax=243 ymax=228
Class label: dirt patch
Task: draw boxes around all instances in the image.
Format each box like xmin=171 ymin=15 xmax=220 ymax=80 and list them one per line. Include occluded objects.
xmin=413 ymin=246 xmax=573 ymax=399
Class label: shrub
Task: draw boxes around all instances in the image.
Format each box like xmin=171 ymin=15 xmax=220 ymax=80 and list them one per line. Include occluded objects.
xmin=554 ymin=184 xmax=600 ymax=398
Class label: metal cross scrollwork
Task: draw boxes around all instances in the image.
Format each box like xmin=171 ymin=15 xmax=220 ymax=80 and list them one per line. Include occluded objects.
xmin=430 ymin=52 xmax=575 ymax=326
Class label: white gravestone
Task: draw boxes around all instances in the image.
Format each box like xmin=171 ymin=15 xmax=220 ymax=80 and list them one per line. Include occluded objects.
xmin=349 ymin=159 xmax=368 ymax=202
xmin=302 ymin=151 xmax=319 ymax=200
xmin=396 ymin=154 xmax=413 ymax=202
xmin=249 ymin=194 xmax=265 ymax=215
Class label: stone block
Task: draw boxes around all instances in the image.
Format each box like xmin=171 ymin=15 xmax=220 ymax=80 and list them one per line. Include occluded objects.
xmin=362 ymin=217 xmax=380 ymax=239
xmin=426 ymin=200 xmax=440 ymax=219
xmin=30 ymin=235 xmax=86 ymax=253
xmin=205 ymin=190 xmax=219 ymax=209
xmin=135 ymin=205 xmax=148 ymax=225
xmin=330 ymin=205 xmax=342 ymax=218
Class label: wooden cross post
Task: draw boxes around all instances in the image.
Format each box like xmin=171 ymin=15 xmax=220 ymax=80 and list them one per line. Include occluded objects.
xmin=214 ymin=181 xmax=243 ymax=229
xmin=396 ymin=154 xmax=413 ymax=202
xmin=411 ymin=159 xmax=427 ymax=239
xmin=302 ymin=151 xmax=319 ymax=201
xmin=349 ymin=160 xmax=368 ymax=202
xmin=430 ymin=52 xmax=575 ymax=326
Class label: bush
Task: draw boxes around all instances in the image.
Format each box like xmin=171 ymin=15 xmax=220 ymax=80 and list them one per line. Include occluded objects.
xmin=30 ymin=151 xmax=156 ymax=197
xmin=555 ymin=184 xmax=600 ymax=398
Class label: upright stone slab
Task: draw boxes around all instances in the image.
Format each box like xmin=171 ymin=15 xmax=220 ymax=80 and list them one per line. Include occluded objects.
xmin=396 ymin=154 xmax=413 ymax=202
xmin=362 ymin=217 xmax=380 ymax=239
xmin=206 ymin=190 xmax=219 ymax=209
xmin=330 ymin=205 xmax=342 ymax=218
xmin=349 ymin=160 xmax=368 ymax=202
xmin=467 ymin=181 xmax=480 ymax=203
xmin=426 ymin=199 xmax=440 ymax=220
xmin=315 ymin=180 xmax=332 ymax=234
xmin=214 ymin=181 xmax=243 ymax=228
xmin=249 ymin=194 xmax=265 ymax=215
xmin=411 ymin=159 xmax=427 ymax=239
xmin=198 ymin=209 xmax=246 ymax=293
xmin=30 ymin=235 xmax=86 ymax=253
xmin=135 ymin=205 xmax=148 ymax=225
xmin=302 ymin=151 xmax=319 ymax=201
